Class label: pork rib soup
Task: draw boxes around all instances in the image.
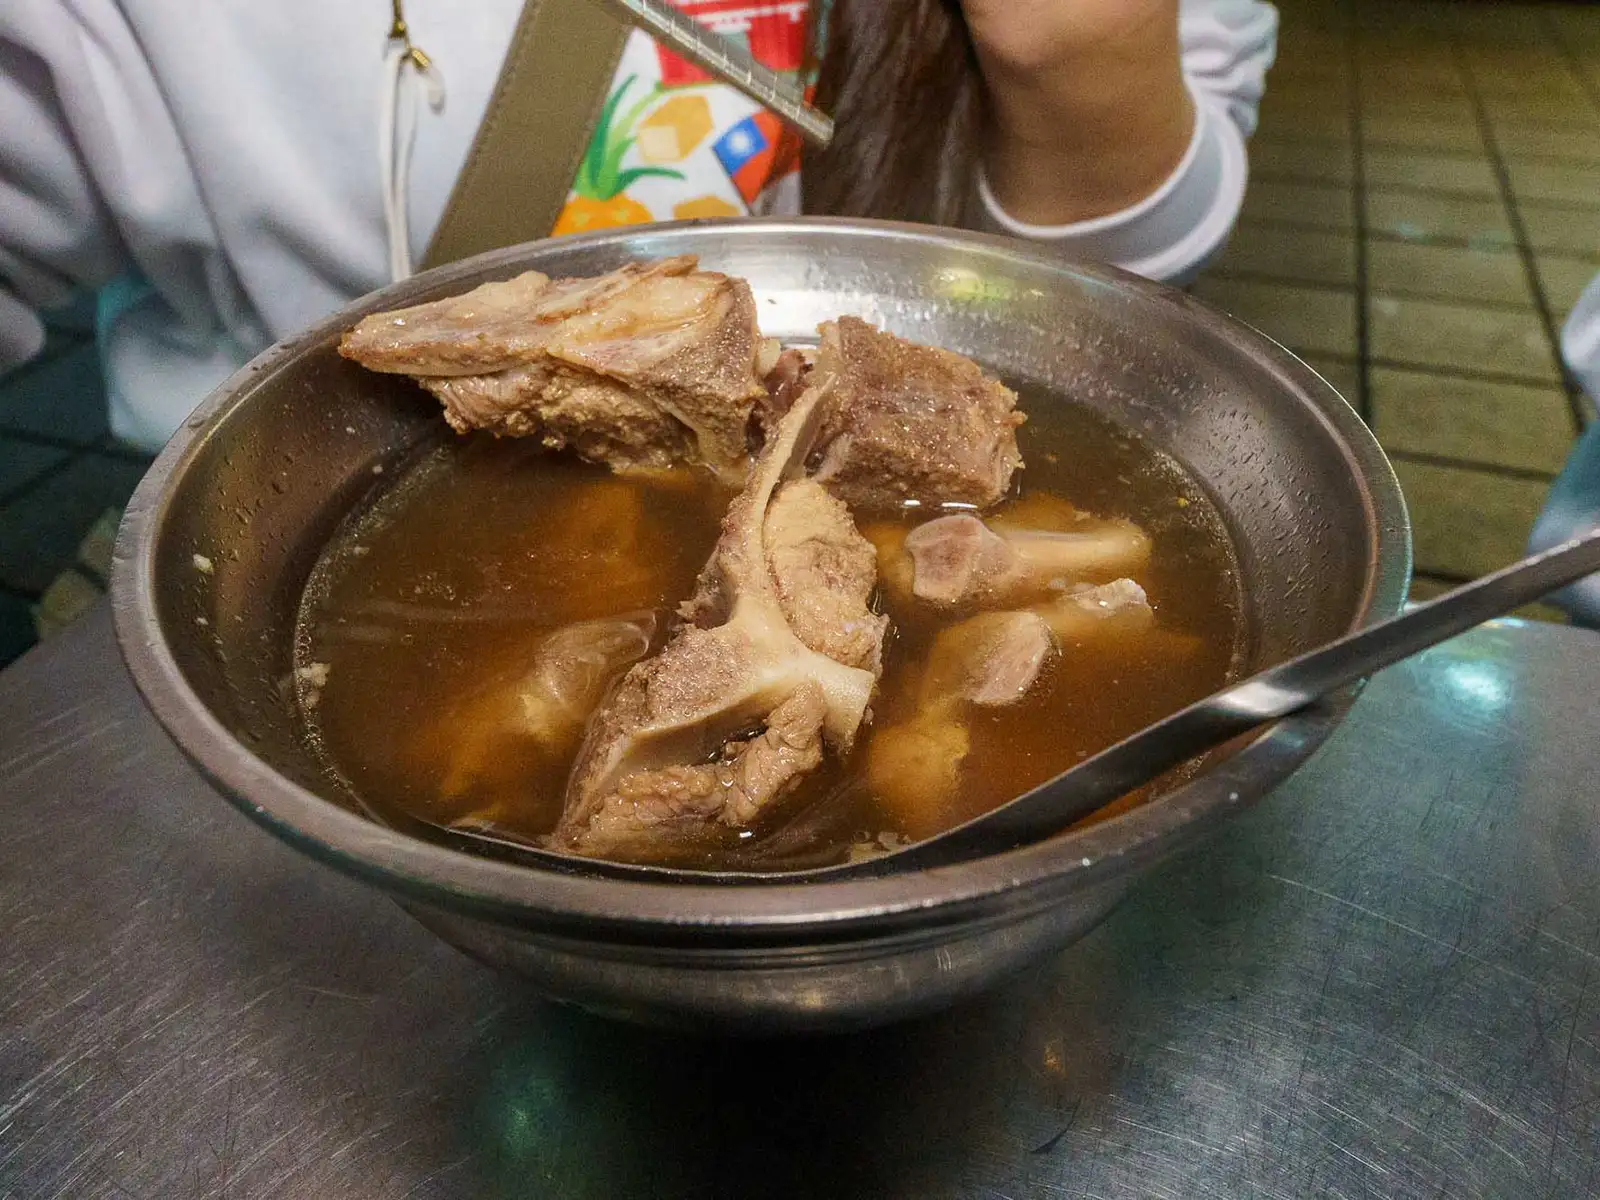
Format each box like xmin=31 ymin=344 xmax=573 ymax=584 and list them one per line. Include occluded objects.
xmin=305 ymin=259 xmax=1245 ymax=871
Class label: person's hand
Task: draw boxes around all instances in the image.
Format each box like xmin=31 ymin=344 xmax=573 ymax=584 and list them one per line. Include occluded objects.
xmin=960 ymin=0 xmax=1193 ymax=226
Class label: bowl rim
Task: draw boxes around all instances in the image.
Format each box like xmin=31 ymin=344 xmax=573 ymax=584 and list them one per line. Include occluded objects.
xmin=111 ymin=216 xmax=1411 ymax=943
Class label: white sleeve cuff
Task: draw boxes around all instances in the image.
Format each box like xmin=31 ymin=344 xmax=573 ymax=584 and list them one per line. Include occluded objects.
xmin=976 ymin=91 xmax=1248 ymax=286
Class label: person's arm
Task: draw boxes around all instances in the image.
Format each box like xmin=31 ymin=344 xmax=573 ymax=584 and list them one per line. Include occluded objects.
xmin=1559 ymin=275 xmax=1600 ymax=404
xmin=1527 ymin=274 xmax=1600 ymax=626
xmin=966 ymin=0 xmax=1278 ymax=283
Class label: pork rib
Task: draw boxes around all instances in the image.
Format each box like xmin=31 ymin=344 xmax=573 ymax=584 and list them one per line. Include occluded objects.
xmin=903 ymin=512 xmax=1151 ymax=611
xmin=808 ymin=317 xmax=1025 ymax=513
xmin=552 ymin=379 xmax=886 ymax=863
xmin=338 ymin=256 xmax=766 ymax=477
xmin=866 ymin=580 xmax=1155 ymax=837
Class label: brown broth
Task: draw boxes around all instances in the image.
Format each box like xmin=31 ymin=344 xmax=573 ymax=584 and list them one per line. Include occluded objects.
xmin=295 ymin=396 xmax=1244 ymax=870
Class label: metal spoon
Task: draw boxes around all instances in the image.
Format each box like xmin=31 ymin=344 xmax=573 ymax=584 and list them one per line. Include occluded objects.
xmin=427 ymin=529 xmax=1600 ymax=883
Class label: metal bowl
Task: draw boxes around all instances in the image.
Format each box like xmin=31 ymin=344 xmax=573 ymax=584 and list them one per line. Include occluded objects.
xmin=111 ymin=219 xmax=1410 ymax=1033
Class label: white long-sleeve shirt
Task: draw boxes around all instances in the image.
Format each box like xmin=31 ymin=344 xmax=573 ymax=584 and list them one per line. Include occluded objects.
xmin=1562 ymin=276 xmax=1600 ymax=404
xmin=0 ymin=0 xmax=1277 ymax=450
xmin=1528 ymin=272 xmax=1600 ymax=623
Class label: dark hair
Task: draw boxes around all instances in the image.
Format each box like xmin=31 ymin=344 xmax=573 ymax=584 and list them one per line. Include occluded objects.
xmin=801 ymin=0 xmax=985 ymax=228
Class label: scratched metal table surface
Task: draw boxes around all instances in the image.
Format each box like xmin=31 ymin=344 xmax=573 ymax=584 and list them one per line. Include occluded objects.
xmin=2 ymin=608 xmax=1598 ymax=1199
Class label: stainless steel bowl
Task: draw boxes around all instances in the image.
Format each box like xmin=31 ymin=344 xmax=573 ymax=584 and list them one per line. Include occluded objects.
xmin=111 ymin=219 xmax=1410 ymax=1033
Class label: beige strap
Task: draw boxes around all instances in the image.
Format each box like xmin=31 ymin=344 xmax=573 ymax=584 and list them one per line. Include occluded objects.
xmin=421 ymin=0 xmax=629 ymax=270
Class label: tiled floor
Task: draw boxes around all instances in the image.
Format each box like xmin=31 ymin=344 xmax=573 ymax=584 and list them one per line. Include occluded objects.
xmin=0 ymin=302 xmax=151 ymax=668
xmin=0 ymin=0 xmax=1594 ymax=668
xmin=1197 ymin=0 xmax=1598 ymax=620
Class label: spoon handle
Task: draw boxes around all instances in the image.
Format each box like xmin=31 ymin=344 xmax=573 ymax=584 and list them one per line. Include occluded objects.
xmin=887 ymin=528 xmax=1600 ymax=872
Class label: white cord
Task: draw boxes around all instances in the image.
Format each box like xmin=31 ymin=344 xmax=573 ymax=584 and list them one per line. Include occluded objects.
xmin=380 ymin=40 xmax=446 ymax=282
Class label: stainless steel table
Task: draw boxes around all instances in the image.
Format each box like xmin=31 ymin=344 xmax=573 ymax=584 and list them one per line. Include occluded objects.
xmin=2 ymin=608 xmax=1597 ymax=1199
